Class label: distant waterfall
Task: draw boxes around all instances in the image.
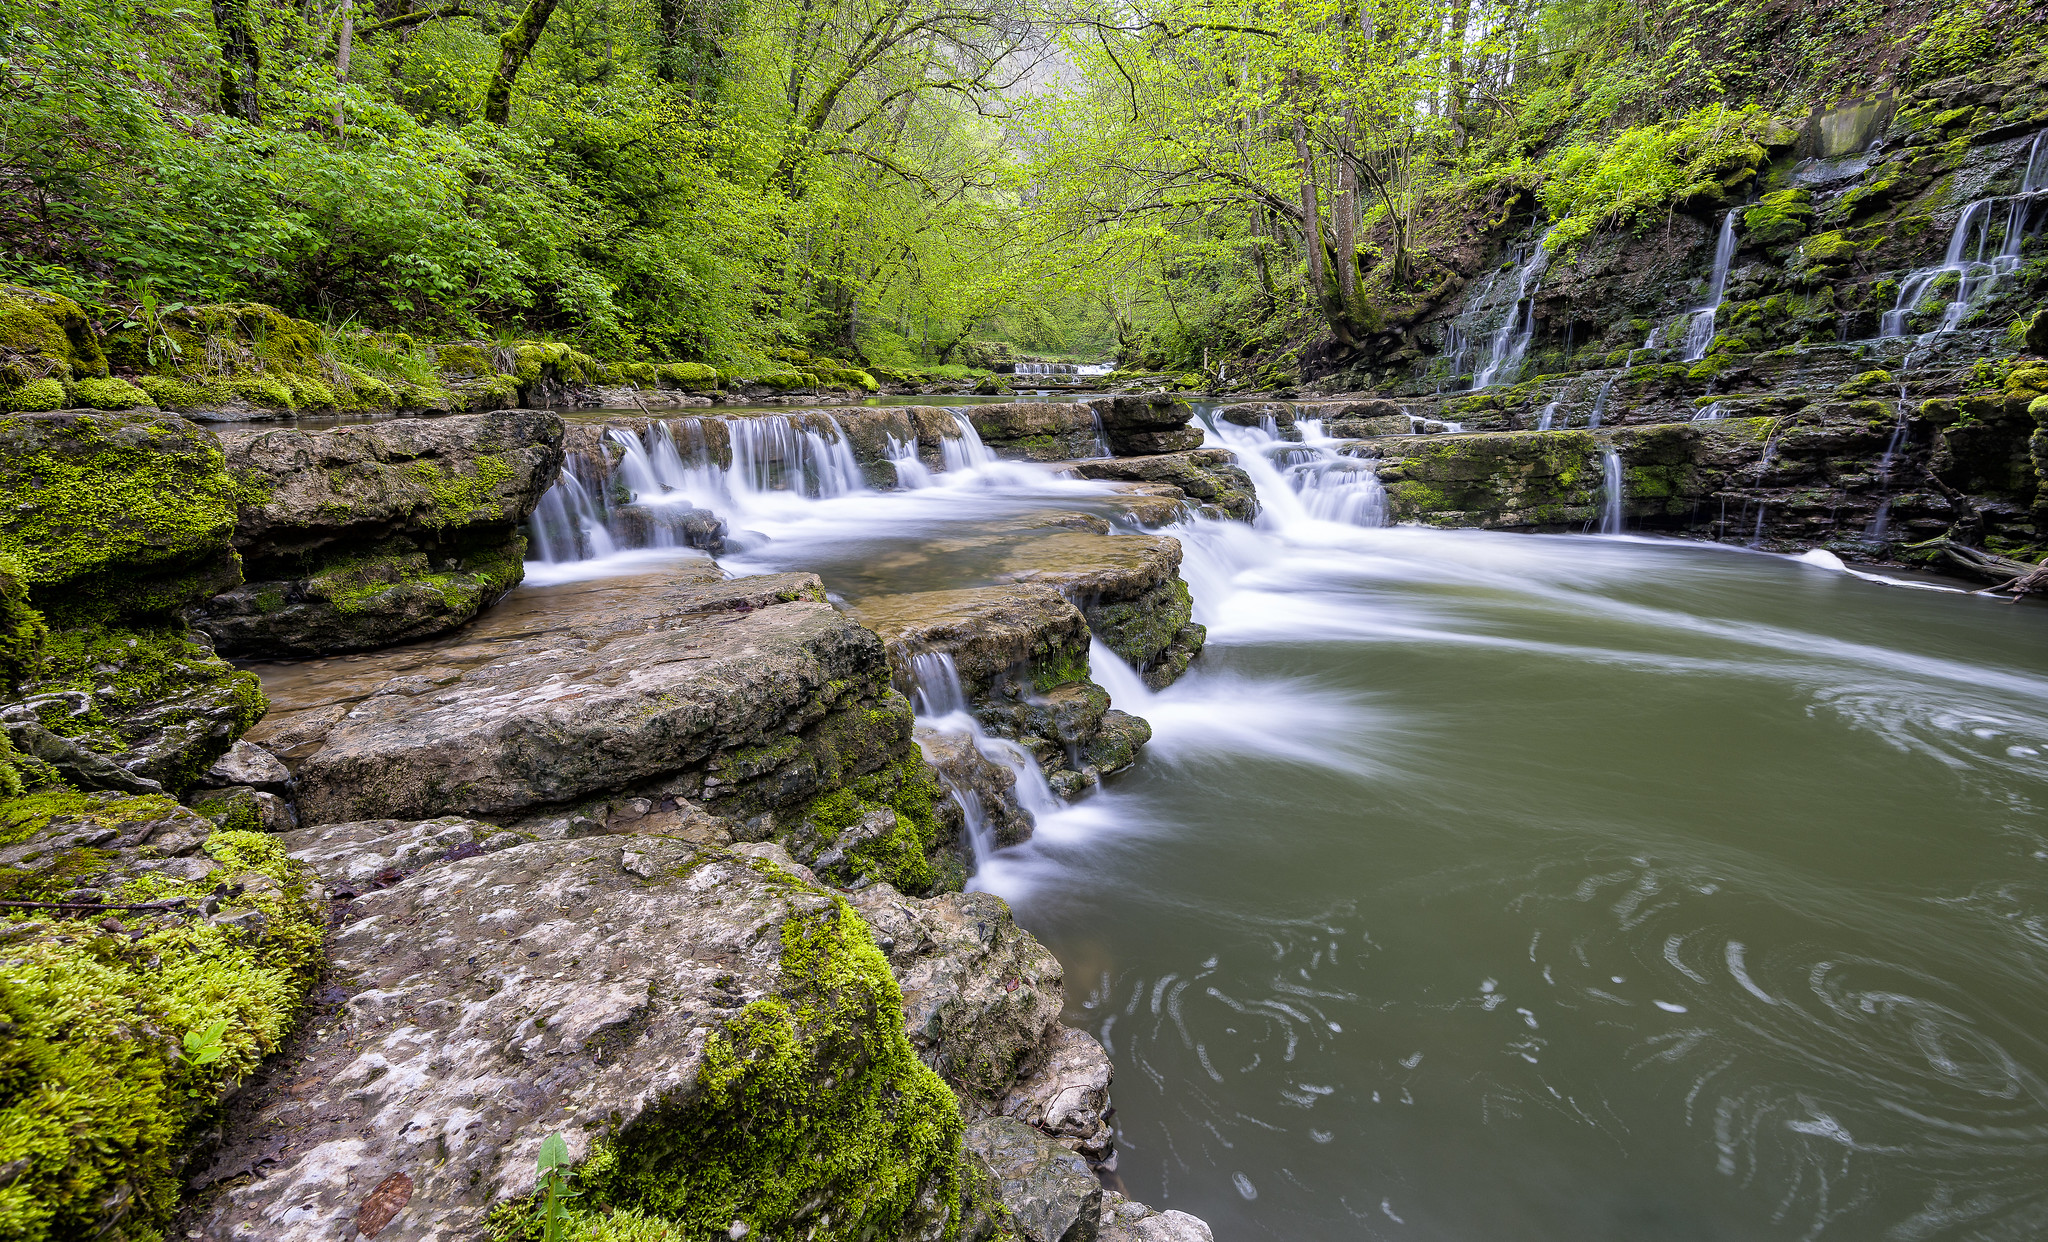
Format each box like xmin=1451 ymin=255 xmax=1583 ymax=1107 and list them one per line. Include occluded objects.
xmin=1472 ymin=230 xmax=1557 ymax=389
xmin=1682 ymin=208 xmax=1742 ymax=361
xmin=1878 ymin=130 xmax=2045 ymax=346
xmin=1201 ymin=411 xmax=1389 ymax=528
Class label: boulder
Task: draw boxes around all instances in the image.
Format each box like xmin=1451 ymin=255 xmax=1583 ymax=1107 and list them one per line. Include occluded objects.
xmin=247 ymin=565 xmax=956 ymax=893
xmin=1098 ymin=1194 xmax=1214 ymax=1242
xmin=0 ymin=410 xmax=245 ymax=617
xmin=915 ymin=723 xmax=1033 ymax=848
xmin=191 ymin=410 xmax=565 ymax=656
xmin=1002 ymin=1027 xmax=1115 ymax=1160
xmin=1214 ymin=401 xmax=1297 ymax=434
xmin=1058 ymin=451 xmax=1259 ymax=522
xmin=276 ymin=814 xmax=522 ymax=893
xmin=851 ymin=884 xmax=1066 ymax=1103
xmin=1085 ymin=396 xmax=1197 ymax=457
xmin=965 ymin=1118 xmax=1103 ymax=1242
xmin=181 ymin=838 xmax=964 ymax=1242
xmin=194 ymin=737 xmax=294 ymax=794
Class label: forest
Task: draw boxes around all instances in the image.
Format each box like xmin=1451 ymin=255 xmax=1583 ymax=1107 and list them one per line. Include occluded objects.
xmin=6 ymin=0 xmax=2035 ymax=382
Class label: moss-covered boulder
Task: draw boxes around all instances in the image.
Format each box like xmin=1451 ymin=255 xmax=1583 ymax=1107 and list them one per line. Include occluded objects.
xmin=0 ymin=287 xmax=108 ymax=392
xmin=1001 ymin=532 xmax=1203 ymax=686
xmin=0 ymin=792 xmax=323 ymax=1241
xmin=1742 ymin=188 xmax=1815 ymax=248
xmin=183 ymin=839 xmax=964 ymax=1242
xmin=0 ymin=411 xmax=248 ymax=619
xmin=188 ymin=409 xmax=564 ymax=656
xmin=1061 ymin=450 xmax=1260 ymax=522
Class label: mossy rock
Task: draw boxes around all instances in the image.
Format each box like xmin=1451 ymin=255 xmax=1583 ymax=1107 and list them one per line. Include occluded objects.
xmin=102 ymin=303 xmax=324 ymax=377
xmin=191 ymin=538 xmax=528 ymax=658
xmin=0 ymin=551 xmax=47 ymax=690
xmin=2008 ymin=364 xmax=2048 ymax=397
xmin=66 ymin=377 xmax=152 ymax=411
xmin=657 ymin=361 xmax=721 ymax=391
xmin=0 ymin=286 xmax=107 ymax=382
xmin=0 ymin=378 xmax=66 ymax=414
xmin=22 ymin=623 xmax=266 ymax=791
xmin=1799 ymin=230 xmax=1862 ymax=266
xmin=0 ymin=411 xmax=250 ymax=619
xmin=1743 ymin=189 xmax=1815 ymax=247
xmin=0 ymin=796 xmax=323 ymax=1241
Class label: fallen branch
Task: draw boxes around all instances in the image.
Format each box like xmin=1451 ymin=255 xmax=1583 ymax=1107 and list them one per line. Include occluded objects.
xmin=0 ymin=897 xmax=189 ymax=912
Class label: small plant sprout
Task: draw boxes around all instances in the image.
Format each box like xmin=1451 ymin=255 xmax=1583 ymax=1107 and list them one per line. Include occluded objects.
xmin=537 ymin=1132 xmax=580 ymax=1242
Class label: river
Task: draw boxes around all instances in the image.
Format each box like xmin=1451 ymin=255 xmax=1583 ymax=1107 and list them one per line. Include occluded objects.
xmin=510 ymin=400 xmax=2048 ymax=1238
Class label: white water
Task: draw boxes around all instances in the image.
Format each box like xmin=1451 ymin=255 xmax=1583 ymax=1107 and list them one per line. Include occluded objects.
xmin=1599 ymin=449 xmax=1625 ymax=534
xmin=1879 ymin=131 xmax=2045 ymax=345
xmin=1473 ymin=232 xmax=1557 ymax=389
xmin=1682 ymin=208 xmax=1742 ymax=361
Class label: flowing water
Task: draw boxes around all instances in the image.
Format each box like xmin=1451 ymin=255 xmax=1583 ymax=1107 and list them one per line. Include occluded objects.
xmin=507 ymin=403 xmax=2048 ymax=1241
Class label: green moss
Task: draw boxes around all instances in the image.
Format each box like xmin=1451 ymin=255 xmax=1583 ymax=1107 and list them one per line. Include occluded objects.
xmin=1742 ymin=189 xmax=1814 ymax=247
xmin=0 ymin=552 xmax=47 ymax=689
xmin=435 ymin=343 xmax=496 ymax=375
xmin=0 ymin=286 xmax=107 ymax=381
xmin=0 ymin=379 xmax=66 ymax=413
xmin=406 ymin=454 xmax=515 ymax=530
xmin=0 ymin=803 xmax=323 ymax=1242
xmin=127 ymin=374 xmax=203 ymax=409
xmin=0 ymin=412 xmax=251 ymax=612
xmin=509 ymin=885 xmax=962 ymax=1242
xmin=1799 ymin=230 xmax=1861 ymax=267
xmin=66 ymin=377 xmax=152 ymax=411
xmin=658 ymin=362 xmax=720 ymax=391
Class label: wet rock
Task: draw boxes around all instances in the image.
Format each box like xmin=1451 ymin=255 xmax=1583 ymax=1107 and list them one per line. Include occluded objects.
xmin=851 ymin=884 xmax=1065 ymax=1102
xmin=1083 ymin=710 xmax=1151 ymax=776
xmin=1058 ymin=452 xmax=1259 ymax=522
xmin=278 ymin=814 xmax=517 ymax=890
xmin=1 ymin=716 xmax=164 ymax=794
xmin=1215 ymin=401 xmax=1298 ymax=434
xmin=1001 ymin=534 xmax=1204 ymax=686
xmin=183 ymin=838 xmax=964 ymax=1242
xmin=608 ymin=502 xmax=727 ymax=554
xmin=965 ymin=1117 xmax=1102 ymax=1242
xmin=851 ymin=584 xmax=1091 ymax=701
xmin=1085 ymin=396 xmax=1195 ymax=458
xmin=1097 ymin=1194 xmax=1214 ymax=1242
xmin=914 ymin=724 xmax=1032 ymax=848
xmin=1003 ymin=1026 xmax=1115 ymax=1160
xmin=965 ymin=403 xmax=1107 ymax=462
xmin=195 ymin=738 xmax=294 ymax=794
xmin=191 ymin=410 xmax=564 ymax=656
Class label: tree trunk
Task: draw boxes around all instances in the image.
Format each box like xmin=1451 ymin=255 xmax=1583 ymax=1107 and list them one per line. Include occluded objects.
xmin=212 ymin=0 xmax=263 ymax=123
xmin=656 ymin=0 xmax=682 ymax=82
xmin=482 ymin=0 xmax=561 ymax=124
xmin=1289 ymin=94 xmax=1327 ymax=310
xmin=1332 ymin=126 xmax=1359 ymax=318
xmin=334 ymin=0 xmax=354 ymax=134
xmin=1446 ymin=0 xmax=1472 ymax=141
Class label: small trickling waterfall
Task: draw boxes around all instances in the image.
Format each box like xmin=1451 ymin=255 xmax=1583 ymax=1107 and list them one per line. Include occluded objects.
xmin=1472 ymin=232 xmax=1556 ymax=389
xmin=903 ymin=650 xmax=1064 ymax=869
xmin=939 ymin=409 xmax=997 ymax=472
xmin=1537 ymin=402 xmax=1559 ymax=431
xmin=1681 ymin=208 xmax=1742 ymax=361
xmin=1587 ymin=376 xmax=1616 ymax=428
xmin=1598 ymin=450 xmax=1625 ymax=534
xmin=1879 ymin=131 xmax=2046 ymax=344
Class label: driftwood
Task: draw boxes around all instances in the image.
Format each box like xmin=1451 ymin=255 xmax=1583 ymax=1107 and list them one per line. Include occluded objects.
xmin=1915 ymin=538 xmax=2048 ymax=599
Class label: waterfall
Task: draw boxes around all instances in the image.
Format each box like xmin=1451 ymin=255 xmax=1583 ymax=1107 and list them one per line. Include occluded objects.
xmin=1879 ymin=132 xmax=2046 ymax=344
xmin=528 ymin=464 xmax=620 ymax=562
xmin=1692 ymin=402 xmax=1725 ymax=422
xmin=904 ymin=650 xmax=1064 ymax=871
xmin=1200 ymin=408 xmax=1389 ymax=529
xmin=1537 ymin=402 xmax=1559 ymax=431
xmin=1682 ymin=208 xmax=1742 ymax=362
xmin=1086 ymin=405 xmax=1112 ymax=458
xmin=1588 ymin=377 xmax=1616 ymax=428
xmin=940 ymin=409 xmax=998 ymax=471
xmin=729 ymin=413 xmax=866 ymax=498
xmin=1472 ymin=232 xmax=1556 ymax=389
xmin=1598 ymin=450 xmax=1625 ymax=535
xmin=886 ymin=431 xmax=933 ymax=488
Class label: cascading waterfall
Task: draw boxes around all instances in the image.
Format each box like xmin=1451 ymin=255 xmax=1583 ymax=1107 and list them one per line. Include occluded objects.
xmin=1598 ymin=449 xmax=1625 ymax=534
xmin=1682 ymin=207 xmax=1742 ymax=361
xmin=1537 ymin=401 xmax=1560 ymax=431
xmin=1202 ymin=409 xmax=1389 ymax=528
xmin=1472 ymin=232 xmax=1557 ymax=389
xmin=886 ymin=431 xmax=933 ymax=488
xmin=528 ymin=463 xmax=619 ymax=562
xmin=1588 ymin=376 xmax=1617 ymax=428
xmin=1879 ymin=131 xmax=2046 ymax=346
xmin=903 ymin=650 xmax=1064 ymax=868
xmin=940 ymin=409 xmax=998 ymax=472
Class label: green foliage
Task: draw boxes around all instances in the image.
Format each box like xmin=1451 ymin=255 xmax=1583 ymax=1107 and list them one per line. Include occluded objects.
xmin=1539 ymin=105 xmax=1770 ymax=251
xmin=1906 ymin=7 xmax=1999 ymax=84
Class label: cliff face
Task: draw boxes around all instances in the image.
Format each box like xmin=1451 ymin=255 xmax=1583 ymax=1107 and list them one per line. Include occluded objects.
xmin=1276 ymin=53 xmax=2048 ymax=574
